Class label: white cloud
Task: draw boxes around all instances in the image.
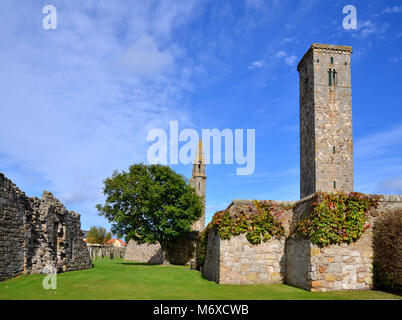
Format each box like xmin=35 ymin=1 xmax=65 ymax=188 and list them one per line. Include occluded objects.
xmin=389 ymin=55 xmax=402 ymax=63
xmin=282 ymin=37 xmax=295 ymax=44
xmin=285 ymin=55 xmax=297 ymax=66
xmin=274 ymin=51 xmax=297 ymax=66
xmin=274 ymin=50 xmax=287 ymax=58
xmin=245 ymin=0 xmax=266 ymax=9
xmin=383 ymin=6 xmax=402 ymax=14
xmin=376 ymin=177 xmax=402 ymax=194
xmin=0 ymin=1 xmax=201 ymax=229
xmin=121 ymin=36 xmax=174 ymax=76
xmin=353 ymin=20 xmax=390 ymax=38
xmin=248 ymin=60 xmax=265 ymax=69
xmin=355 ymin=125 xmax=402 ymax=158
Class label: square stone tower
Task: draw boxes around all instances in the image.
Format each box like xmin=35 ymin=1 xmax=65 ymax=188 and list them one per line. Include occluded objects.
xmin=298 ymin=44 xmax=353 ymax=199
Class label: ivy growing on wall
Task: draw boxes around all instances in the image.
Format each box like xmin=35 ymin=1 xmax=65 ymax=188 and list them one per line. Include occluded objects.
xmin=197 ymin=201 xmax=285 ymax=267
xmin=296 ymin=192 xmax=378 ymax=247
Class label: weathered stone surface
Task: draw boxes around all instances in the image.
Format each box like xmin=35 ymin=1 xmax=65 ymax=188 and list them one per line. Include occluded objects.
xmin=87 ymin=244 xmax=126 ymax=260
xmin=0 ymin=172 xmax=92 ymax=281
xmin=124 ymin=240 xmax=164 ymax=264
xmin=124 ymin=232 xmax=199 ymax=265
xmin=299 ymin=44 xmax=354 ymax=198
xmin=202 ymin=193 xmax=402 ymax=291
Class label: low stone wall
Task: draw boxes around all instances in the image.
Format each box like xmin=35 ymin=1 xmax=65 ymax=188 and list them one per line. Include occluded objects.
xmin=124 ymin=240 xmax=164 ymax=264
xmin=87 ymin=244 xmax=126 ymax=260
xmin=202 ymin=199 xmax=293 ymax=285
xmin=285 ymin=194 xmax=402 ymax=292
xmin=204 ymin=230 xmax=286 ymax=284
xmin=0 ymin=172 xmax=92 ymax=281
xmin=124 ymin=232 xmax=199 ymax=265
xmin=202 ymin=195 xmax=402 ymax=291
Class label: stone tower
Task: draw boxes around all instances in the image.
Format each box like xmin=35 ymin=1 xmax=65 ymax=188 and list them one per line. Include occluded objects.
xmin=298 ymin=43 xmax=353 ymax=199
xmin=189 ymin=139 xmax=206 ymax=231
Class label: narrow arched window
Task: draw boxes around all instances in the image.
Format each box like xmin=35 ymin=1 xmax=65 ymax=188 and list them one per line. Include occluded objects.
xmin=333 ymin=69 xmax=337 ymax=86
xmin=328 ymin=69 xmax=332 ymax=86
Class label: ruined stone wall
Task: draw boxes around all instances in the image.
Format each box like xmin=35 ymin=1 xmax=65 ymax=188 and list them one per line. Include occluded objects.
xmin=0 ymin=173 xmax=92 ymax=281
xmin=202 ymin=195 xmax=402 ymax=291
xmin=285 ymin=195 xmax=402 ymax=292
xmin=202 ymin=200 xmax=294 ymax=285
xmin=124 ymin=232 xmax=198 ymax=265
xmin=87 ymin=244 xmax=126 ymax=260
xmin=0 ymin=173 xmax=28 ymax=280
xmin=124 ymin=240 xmax=164 ymax=264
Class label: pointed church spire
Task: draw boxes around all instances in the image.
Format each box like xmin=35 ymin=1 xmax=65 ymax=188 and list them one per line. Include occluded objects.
xmin=192 ymin=139 xmax=206 ymax=178
xmin=190 ymin=139 xmax=206 ymax=231
xmin=194 ymin=139 xmax=205 ymax=164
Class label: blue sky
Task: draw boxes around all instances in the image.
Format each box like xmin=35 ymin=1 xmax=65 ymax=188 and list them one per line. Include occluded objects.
xmin=1 ymin=0 xmax=401 ymax=233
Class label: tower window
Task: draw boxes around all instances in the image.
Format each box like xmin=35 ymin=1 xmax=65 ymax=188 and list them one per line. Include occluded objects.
xmin=333 ymin=69 xmax=337 ymax=86
xmin=330 ymin=57 xmax=334 ymax=64
xmin=317 ymin=59 xmax=319 ymax=63
xmin=328 ymin=69 xmax=332 ymax=86
xmin=334 ymin=181 xmax=336 ymax=189
xmin=333 ymin=146 xmax=336 ymax=154
xmin=345 ymin=62 xmax=347 ymax=66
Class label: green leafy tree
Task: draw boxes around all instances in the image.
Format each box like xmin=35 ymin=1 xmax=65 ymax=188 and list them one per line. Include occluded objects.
xmin=96 ymin=164 xmax=203 ymax=249
xmin=86 ymin=226 xmax=112 ymax=244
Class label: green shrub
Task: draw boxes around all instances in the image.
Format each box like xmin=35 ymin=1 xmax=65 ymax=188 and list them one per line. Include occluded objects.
xmin=196 ymin=223 xmax=212 ymax=268
xmin=296 ymin=192 xmax=378 ymax=247
xmin=373 ymin=209 xmax=402 ymax=294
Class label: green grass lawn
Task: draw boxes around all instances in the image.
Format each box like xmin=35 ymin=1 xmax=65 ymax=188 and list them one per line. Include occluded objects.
xmin=0 ymin=258 xmax=400 ymax=300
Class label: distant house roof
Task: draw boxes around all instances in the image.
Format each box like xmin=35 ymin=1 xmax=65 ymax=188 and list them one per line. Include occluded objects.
xmin=106 ymin=238 xmax=127 ymax=246
xmin=82 ymin=230 xmax=89 ymax=239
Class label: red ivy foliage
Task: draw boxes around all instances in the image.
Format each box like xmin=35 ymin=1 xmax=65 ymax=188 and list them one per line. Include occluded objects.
xmin=296 ymin=192 xmax=378 ymax=247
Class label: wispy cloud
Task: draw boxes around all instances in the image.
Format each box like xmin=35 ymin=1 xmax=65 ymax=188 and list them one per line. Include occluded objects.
xmin=383 ymin=6 xmax=402 ymax=14
xmin=389 ymin=55 xmax=402 ymax=63
xmin=282 ymin=37 xmax=296 ymax=44
xmin=352 ymin=20 xmax=390 ymax=38
xmin=121 ymin=35 xmax=174 ymax=76
xmin=376 ymin=177 xmax=402 ymax=194
xmin=248 ymin=60 xmax=265 ymax=70
xmin=285 ymin=55 xmax=297 ymax=66
xmin=273 ymin=50 xmax=297 ymax=66
xmin=274 ymin=50 xmax=287 ymax=58
xmin=0 ymin=1 xmax=202 ymax=228
xmin=355 ymin=125 xmax=402 ymax=158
